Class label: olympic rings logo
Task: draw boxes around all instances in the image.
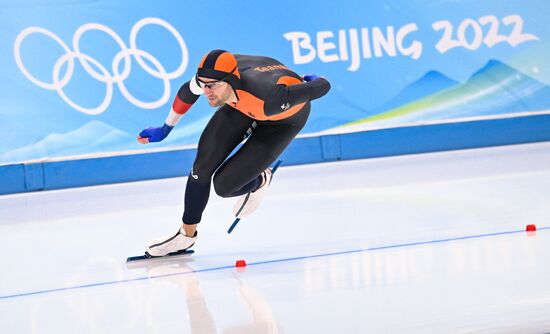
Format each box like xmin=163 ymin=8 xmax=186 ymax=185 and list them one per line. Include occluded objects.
xmin=14 ymin=18 xmax=188 ymax=115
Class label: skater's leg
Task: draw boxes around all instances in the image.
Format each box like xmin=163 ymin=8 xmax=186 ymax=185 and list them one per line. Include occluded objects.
xmin=147 ymin=105 xmax=253 ymax=256
xmin=182 ymin=105 xmax=254 ymax=230
xmin=214 ymin=104 xmax=310 ymax=219
xmin=213 ymin=103 xmax=310 ymax=197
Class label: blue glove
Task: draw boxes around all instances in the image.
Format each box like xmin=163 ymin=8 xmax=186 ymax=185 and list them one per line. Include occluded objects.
xmin=138 ymin=123 xmax=173 ymax=143
xmin=303 ymin=74 xmax=319 ymax=82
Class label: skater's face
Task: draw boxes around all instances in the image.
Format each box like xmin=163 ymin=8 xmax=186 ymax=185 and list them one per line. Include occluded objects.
xmin=198 ymin=77 xmax=232 ymax=107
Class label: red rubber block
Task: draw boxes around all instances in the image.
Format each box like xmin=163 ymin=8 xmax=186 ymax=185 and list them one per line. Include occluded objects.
xmin=526 ymin=224 xmax=537 ymax=232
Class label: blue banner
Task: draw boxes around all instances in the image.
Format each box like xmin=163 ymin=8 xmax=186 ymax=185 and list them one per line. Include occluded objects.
xmin=1 ymin=0 xmax=549 ymax=164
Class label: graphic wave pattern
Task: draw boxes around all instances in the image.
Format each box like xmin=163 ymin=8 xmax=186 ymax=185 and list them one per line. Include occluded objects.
xmin=339 ymin=60 xmax=550 ymax=131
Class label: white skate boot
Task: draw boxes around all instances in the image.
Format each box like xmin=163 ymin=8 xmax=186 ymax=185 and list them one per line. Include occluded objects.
xmin=233 ymin=168 xmax=273 ymax=219
xmin=146 ymin=227 xmax=197 ymax=257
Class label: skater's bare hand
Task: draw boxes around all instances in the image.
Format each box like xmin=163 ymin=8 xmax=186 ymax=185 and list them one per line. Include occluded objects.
xmin=137 ymin=135 xmax=149 ymax=144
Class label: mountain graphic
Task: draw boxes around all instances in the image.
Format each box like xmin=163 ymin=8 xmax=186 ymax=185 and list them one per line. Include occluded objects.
xmin=0 ymin=116 xmax=216 ymax=164
xmin=338 ymin=59 xmax=550 ymax=130
xmin=0 ymin=121 xmax=137 ymax=163
xmin=303 ymin=70 xmax=459 ymax=133
xmin=162 ymin=115 xmax=211 ymax=147
xmin=370 ymin=70 xmax=458 ymax=114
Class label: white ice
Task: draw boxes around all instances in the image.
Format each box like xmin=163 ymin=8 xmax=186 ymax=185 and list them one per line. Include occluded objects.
xmin=1 ymin=142 xmax=550 ymax=333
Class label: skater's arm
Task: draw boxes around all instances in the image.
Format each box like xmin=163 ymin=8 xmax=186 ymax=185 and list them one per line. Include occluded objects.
xmin=264 ymin=76 xmax=331 ymax=116
xmin=137 ymin=77 xmax=203 ymax=144
xmin=165 ymin=76 xmax=203 ymax=127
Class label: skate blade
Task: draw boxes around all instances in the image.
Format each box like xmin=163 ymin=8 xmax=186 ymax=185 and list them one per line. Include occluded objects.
xmin=228 ymin=159 xmax=283 ymax=234
xmin=126 ymin=249 xmax=195 ymax=262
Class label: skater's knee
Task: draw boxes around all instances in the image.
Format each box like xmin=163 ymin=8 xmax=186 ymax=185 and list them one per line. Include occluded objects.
xmin=213 ymin=173 xmax=241 ymax=197
xmin=213 ymin=178 xmax=234 ymax=197
xmin=190 ymin=162 xmax=215 ymax=182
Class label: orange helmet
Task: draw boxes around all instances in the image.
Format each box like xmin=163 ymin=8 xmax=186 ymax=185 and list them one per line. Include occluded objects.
xmin=196 ymin=49 xmax=241 ymax=90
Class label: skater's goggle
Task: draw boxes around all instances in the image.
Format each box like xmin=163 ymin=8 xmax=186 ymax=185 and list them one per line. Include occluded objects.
xmin=196 ymin=65 xmax=238 ymax=90
xmin=197 ymin=79 xmax=225 ymax=89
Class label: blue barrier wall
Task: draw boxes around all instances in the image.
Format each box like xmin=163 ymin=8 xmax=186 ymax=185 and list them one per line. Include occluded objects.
xmin=1 ymin=1 xmax=550 ymax=195
xmin=2 ymin=113 xmax=549 ymax=195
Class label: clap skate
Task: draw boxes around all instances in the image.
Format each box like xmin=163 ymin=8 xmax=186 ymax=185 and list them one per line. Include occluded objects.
xmin=126 ymin=227 xmax=196 ymax=262
xmin=228 ymin=160 xmax=282 ymax=233
xmin=232 ymin=168 xmax=273 ymax=219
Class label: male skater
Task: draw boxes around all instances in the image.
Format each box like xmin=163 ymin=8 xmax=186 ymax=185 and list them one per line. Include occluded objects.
xmin=138 ymin=49 xmax=330 ymax=256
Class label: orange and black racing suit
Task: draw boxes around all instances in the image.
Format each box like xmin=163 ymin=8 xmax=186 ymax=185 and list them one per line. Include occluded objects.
xmin=173 ymin=54 xmax=331 ymax=225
